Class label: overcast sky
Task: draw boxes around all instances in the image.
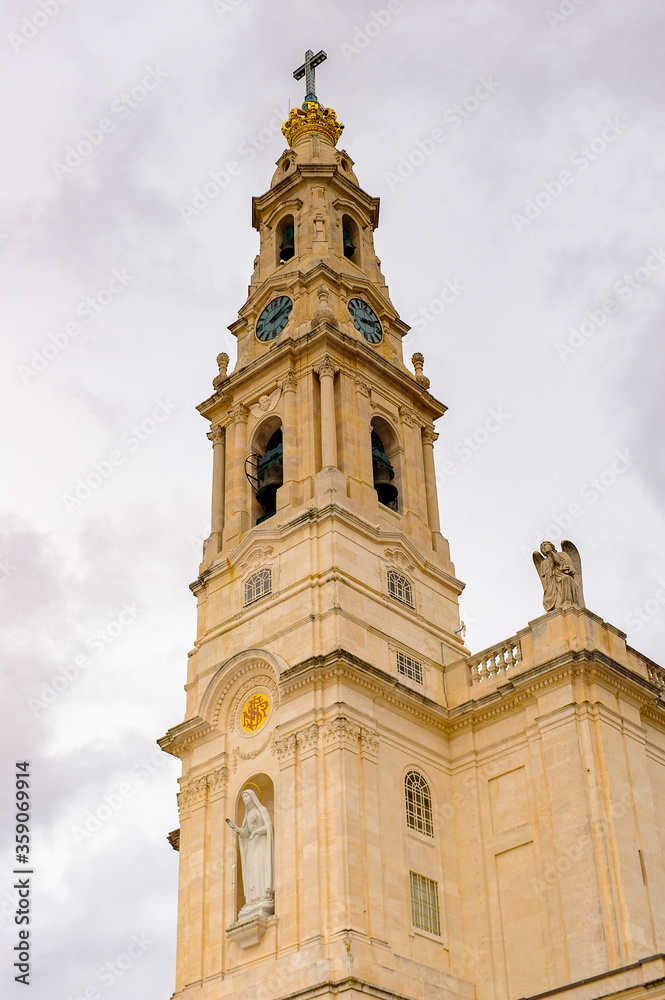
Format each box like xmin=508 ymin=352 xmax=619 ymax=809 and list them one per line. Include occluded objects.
xmin=1 ymin=1 xmax=663 ymax=997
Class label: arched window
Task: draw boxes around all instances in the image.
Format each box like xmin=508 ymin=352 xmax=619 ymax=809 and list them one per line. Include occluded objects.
xmin=387 ymin=569 xmax=413 ymax=608
xmin=341 ymin=214 xmax=360 ymax=264
xmin=277 ymin=215 xmax=295 ymax=263
xmin=405 ymin=771 xmax=434 ymax=837
xmin=244 ymin=568 xmax=272 ymax=607
xmin=370 ymin=416 xmax=401 ymax=512
xmin=256 ymin=428 xmax=283 ymax=523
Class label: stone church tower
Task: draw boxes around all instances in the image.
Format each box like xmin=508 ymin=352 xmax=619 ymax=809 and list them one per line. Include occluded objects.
xmin=160 ymin=54 xmax=665 ymax=1000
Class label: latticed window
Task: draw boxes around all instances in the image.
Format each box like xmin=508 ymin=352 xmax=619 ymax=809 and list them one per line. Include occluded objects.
xmin=410 ymin=871 xmax=441 ymax=935
xmin=405 ymin=771 xmax=434 ymax=836
xmin=243 ymin=568 xmax=272 ymax=607
xmin=387 ymin=569 xmax=414 ymax=608
xmin=396 ymin=650 xmax=423 ymax=684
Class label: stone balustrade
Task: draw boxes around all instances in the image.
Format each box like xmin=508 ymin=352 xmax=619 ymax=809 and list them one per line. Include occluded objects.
xmin=468 ymin=636 xmax=522 ymax=685
xmin=646 ymin=661 xmax=665 ymax=694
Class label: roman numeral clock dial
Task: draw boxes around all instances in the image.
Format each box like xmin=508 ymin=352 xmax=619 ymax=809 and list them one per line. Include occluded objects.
xmin=256 ymin=295 xmax=293 ymax=341
xmin=348 ymin=297 xmax=383 ymax=344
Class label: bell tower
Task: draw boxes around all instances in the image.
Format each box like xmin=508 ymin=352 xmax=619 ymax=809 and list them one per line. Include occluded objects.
xmin=160 ymin=50 xmax=665 ymax=1000
xmin=160 ymin=51 xmax=470 ymax=1000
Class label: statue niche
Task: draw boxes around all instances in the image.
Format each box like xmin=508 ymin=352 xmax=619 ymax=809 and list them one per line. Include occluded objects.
xmin=533 ymin=539 xmax=585 ymax=612
xmin=226 ymin=785 xmax=274 ymax=922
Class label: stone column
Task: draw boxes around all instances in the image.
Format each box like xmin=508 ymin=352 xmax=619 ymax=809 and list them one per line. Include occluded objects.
xmin=314 ymin=355 xmax=339 ymax=468
xmin=354 ymin=377 xmax=375 ymax=509
xmin=176 ymin=776 xmax=209 ymax=989
xmin=273 ymin=733 xmax=298 ymax=948
xmin=206 ymin=763 xmax=228 ymax=976
xmin=207 ymin=425 xmax=225 ymax=553
xmin=422 ymin=425 xmax=441 ymax=533
xmin=278 ymin=371 xmax=298 ymax=511
xmin=231 ymin=402 xmax=249 ymax=536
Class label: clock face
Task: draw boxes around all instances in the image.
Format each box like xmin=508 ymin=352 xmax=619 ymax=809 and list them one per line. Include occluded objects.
xmin=348 ymin=298 xmax=383 ymax=344
xmin=256 ymin=295 xmax=293 ymax=341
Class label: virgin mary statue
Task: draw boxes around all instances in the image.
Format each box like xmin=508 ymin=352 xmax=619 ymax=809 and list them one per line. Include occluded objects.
xmin=226 ymin=789 xmax=274 ymax=920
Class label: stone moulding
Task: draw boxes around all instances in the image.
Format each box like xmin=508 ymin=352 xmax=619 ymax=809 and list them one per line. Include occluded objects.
xmin=158 ymin=716 xmax=214 ymax=758
xmin=225 ymin=913 xmax=274 ymax=948
xmin=177 ymin=761 xmax=228 ymax=814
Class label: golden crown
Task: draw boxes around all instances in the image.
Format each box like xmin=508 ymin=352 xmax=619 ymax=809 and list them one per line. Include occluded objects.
xmin=282 ymin=102 xmax=344 ymax=148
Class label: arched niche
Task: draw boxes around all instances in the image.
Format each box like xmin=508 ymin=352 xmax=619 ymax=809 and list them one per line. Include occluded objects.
xmin=232 ymin=772 xmax=275 ymax=920
xmin=198 ymin=648 xmax=287 ymax=730
xmin=250 ymin=415 xmax=283 ymax=525
xmin=370 ymin=415 xmax=402 ymax=512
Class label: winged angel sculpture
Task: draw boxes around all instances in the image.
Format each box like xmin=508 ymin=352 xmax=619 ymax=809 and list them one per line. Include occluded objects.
xmin=533 ymin=540 xmax=585 ymax=612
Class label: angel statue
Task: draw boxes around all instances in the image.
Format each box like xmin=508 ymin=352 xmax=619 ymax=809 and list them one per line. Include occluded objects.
xmin=533 ymin=540 xmax=585 ymax=612
xmin=226 ymin=789 xmax=274 ymax=921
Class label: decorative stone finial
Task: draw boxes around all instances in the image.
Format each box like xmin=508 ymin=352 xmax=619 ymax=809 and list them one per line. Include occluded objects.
xmin=213 ymin=352 xmax=229 ymax=389
xmin=312 ymin=283 xmax=335 ymax=324
xmin=532 ymin=540 xmax=585 ymax=612
xmin=411 ymin=352 xmax=430 ymax=389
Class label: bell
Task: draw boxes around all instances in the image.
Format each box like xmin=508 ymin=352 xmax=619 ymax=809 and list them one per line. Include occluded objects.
xmin=279 ymin=225 xmax=294 ymax=261
xmin=343 ymin=229 xmax=355 ymax=258
xmin=256 ymin=461 xmax=283 ymax=509
xmin=373 ymin=465 xmax=398 ymax=507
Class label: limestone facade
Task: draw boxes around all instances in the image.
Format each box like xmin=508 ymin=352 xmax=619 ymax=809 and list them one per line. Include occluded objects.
xmin=160 ymin=100 xmax=665 ymax=1000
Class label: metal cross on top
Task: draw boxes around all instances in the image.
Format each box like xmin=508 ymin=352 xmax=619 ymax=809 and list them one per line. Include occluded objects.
xmin=293 ymin=49 xmax=327 ymax=105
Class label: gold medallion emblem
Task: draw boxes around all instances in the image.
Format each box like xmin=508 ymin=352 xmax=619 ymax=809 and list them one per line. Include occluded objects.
xmin=240 ymin=692 xmax=270 ymax=733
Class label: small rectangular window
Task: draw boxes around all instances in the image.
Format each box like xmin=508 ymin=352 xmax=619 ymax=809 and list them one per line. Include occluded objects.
xmin=410 ymin=871 xmax=441 ymax=936
xmin=396 ymin=650 xmax=423 ymax=684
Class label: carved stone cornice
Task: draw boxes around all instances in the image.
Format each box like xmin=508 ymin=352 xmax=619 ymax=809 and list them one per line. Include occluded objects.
xmin=384 ymin=546 xmax=416 ymax=573
xmin=207 ymin=764 xmax=229 ymax=795
xmin=273 ymin=732 xmax=297 ymax=767
xmin=177 ymin=774 xmax=209 ymax=812
xmin=360 ymin=727 xmax=380 ymax=758
xmin=280 ymin=369 xmax=297 ymax=393
xmin=178 ymin=758 xmax=229 ymax=812
xmin=298 ymin=722 xmax=320 ymax=754
xmin=324 ymin=716 xmax=361 ymax=748
xmin=313 ymin=354 xmax=339 ymax=380
xmin=230 ymin=401 xmax=249 ymax=423
xmin=158 ymin=716 xmax=215 ymax=758
xmin=399 ymin=405 xmax=415 ymax=426
xmin=207 ymin=424 xmax=224 ymax=445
